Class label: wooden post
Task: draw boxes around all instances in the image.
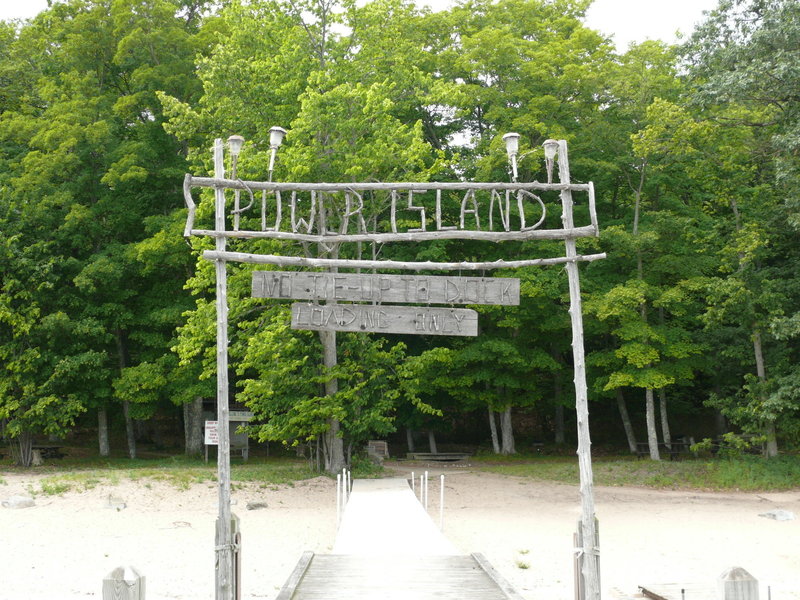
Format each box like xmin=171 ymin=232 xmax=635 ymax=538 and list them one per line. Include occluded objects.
xmin=558 ymin=140 xmax=600 ymax=600
xmin=439 ymin=474 xmax=445 ymax=531
xmin=213 ymin=138 xmax=234 ymax=600
xmin=574 ymin=518 xmax=600 ymax=600
xmin=103 ymin=566 xmax=145 ymax=600
xmin=718 ymin=567 xmax=758 ymax=600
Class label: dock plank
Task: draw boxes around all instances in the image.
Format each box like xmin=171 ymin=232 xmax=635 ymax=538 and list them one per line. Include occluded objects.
xmin=287 ymin=554 xmax=517 ymax=600
xmin=640 ymin=582 xmax=716 ymax=600
xmin=277 ymin=477 xmax=526 ymax=600
xmin=333 ymin=478 xmax=456 ymax=555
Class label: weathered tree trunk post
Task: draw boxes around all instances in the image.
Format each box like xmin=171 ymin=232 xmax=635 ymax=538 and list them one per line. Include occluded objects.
xmin=558 ymin=140 xmax=600 ymax=600
xmin=406 ymin=428 xmax=416 ymax=453
xmin=212 ymin=139 xmax=234 ymax=600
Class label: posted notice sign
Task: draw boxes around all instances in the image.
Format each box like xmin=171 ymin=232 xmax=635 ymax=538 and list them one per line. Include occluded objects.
xmin=204 ymin=420 xmax=219 ymax=445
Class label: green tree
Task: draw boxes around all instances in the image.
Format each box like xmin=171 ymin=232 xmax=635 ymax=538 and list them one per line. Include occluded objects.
xmin=0 ymin=0 xmax=207 ymax=458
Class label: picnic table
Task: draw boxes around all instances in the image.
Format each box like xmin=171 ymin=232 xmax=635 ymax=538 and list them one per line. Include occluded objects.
xmin=32 ymin=445 xmax=66 ymax=459
xmin=636 ymin=440 xmax=692 ymax=460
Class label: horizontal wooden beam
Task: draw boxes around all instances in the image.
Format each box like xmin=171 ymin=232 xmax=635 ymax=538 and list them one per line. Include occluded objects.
xmin=291 ymin=303 xmax=479 ymax=336
xmin=188 ymin=224 xmax=597 ymax=243
xmin=204 ymin=250 xmax=607 ymax=271
xmin=253 ymin=271 xmax=520 ymax=305
xmin=187 ymin=176 xmax=591 ymax=193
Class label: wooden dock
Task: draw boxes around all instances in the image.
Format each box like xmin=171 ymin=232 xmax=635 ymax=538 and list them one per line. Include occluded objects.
xmin=639 ymin=582 xmax=716 ymax=600
xmin=333 ymin=478 xmax=456 ymax=555
xmin=277 ymin=478 xmax=525 ymax=599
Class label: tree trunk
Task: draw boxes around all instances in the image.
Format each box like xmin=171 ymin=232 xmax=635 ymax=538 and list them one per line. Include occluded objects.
xmin=714 ymin=409 xmax=727 ymax=437
xmin=488 ymin=408 xmax=500 ymax=454
xmin=616 ymin=389 xmax=637 ymax=454
xmin=12 ymin=431 xmax=34 ymax=467
xmin=427 ymin=430 xmax=438 ymax=454
xmin=753 ymin=327 xmax=778 ymax=457
xmin=499 ymin=407 xmax=516 ymax=455
xmin=658 ymin=388 xmax=672 ymax=450
xmin=116 ymin=329 xmax=136 ymax=460
xmin=645 ymin=388 xmax=660 ymax=460
xmin=406 ymin=428 xmax=415 ymax=453
xmin=320 ymin=329 xmax=345 ymax=473
xmin=184 ymin=397 xmax=204 ymax=457
xmin=764 ymin=420 xmax=778 ymax=458
xmin=123 ymin=400 xmax=136 ymax=459
xmin=554 ymin=372 xmax=565 ymax=444
xmin=98 ymin=407 xmax=110 ymax=457
xmin=554 ymin=404 xmax=565 ymax=444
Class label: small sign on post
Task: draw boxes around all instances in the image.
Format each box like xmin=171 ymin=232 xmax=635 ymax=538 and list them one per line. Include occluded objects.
xmin=205 ymin=420 xmax=219 ymax=445
xmin=205 ymin=420 xmax=219 ymax=463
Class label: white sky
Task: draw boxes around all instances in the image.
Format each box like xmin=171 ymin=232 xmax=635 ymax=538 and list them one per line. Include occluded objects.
xmin=1 ymin=0 xmax=719 ymax=52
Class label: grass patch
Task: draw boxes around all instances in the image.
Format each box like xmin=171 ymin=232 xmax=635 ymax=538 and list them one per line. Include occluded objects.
xmin=11 ymin=456 xmax=320 ymax=494
xmin=39 ymin=479 xmax=73 ymax=495
xmin=478 ymin=454 xmax=800 ymax=491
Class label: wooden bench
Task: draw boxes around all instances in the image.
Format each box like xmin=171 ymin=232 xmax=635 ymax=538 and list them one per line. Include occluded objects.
xmin=367 ymin=440 xmax=389 ymax=459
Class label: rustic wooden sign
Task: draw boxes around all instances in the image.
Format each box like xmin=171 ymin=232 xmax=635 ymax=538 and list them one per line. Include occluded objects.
xmin=184 ymin=179 xmax=600 ymax=244
xmin=291 ymin=303 xmax=478 ymax=336
xmin=253 ymin=271 xmax=519 ymax=306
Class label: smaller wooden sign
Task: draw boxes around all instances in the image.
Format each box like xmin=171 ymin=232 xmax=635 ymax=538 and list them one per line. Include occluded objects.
xmin=204 ymin=420 xmax=219 ymax=445
xmin=229 ymin=411 xmax=254 ymax=422
xmin=291 ymin=303 xmax=478 ymax=336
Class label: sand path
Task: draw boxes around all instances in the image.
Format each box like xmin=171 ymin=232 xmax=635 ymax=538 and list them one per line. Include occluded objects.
xmin=1 ymin=467 xmax=797 ymax=600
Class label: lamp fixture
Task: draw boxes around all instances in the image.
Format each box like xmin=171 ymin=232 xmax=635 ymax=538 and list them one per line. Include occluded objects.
xmin=543 ymin=139 xmax=558 ymax=184
xmin=227 ymin=135 xmax=245 ymax=159
xmin=502 ymin=132 xmax=521 ymax=182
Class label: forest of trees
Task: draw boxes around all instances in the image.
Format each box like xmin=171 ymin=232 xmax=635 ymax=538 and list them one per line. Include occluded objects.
xmin=1 ymin=0 xmax=798 ymax=469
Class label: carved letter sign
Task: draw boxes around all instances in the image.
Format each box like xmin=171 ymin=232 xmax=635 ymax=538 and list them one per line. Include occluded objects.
xmin=253 ymin=271 xmax=519 ymax=306
xmin=291 ymin=304 xmax=478 ymax=336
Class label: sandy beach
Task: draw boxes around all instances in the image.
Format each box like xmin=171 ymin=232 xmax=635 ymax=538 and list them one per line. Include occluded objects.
xmin=1 ymin=465 xmax=798 ymax=600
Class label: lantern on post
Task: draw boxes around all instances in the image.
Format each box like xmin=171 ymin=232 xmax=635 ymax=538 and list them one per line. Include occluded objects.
xmin=542 ymin=138 xmax=558 ymax=184
xmin=227 ymin=135 xmax=245 ymax=177
xmin=502 ymin=132 xmax=520 ymax=182
xmin=268 ymin=126 xmax=287 ymax=182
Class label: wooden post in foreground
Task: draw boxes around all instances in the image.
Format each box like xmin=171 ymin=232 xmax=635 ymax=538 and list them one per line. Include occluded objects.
xmin=558 ymin=140 xmax=600 ymax=600
xmin=718 ymin=567 xmax=758 ymax=600
xmin=213 ymin=138 xmax=234 ymax=600
xmin=103 ymin=566 xmax=145 ymax=600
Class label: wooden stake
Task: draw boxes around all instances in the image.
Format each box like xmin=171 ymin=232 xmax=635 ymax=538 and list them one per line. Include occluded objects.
xmin=213 ymin=139 xmax=234 ymax=600
xmin=558 ymin=140 xmax=600 ymax=600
